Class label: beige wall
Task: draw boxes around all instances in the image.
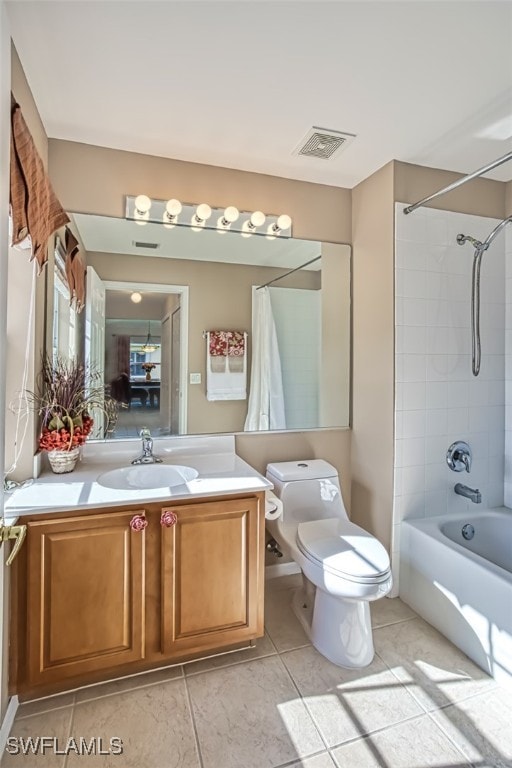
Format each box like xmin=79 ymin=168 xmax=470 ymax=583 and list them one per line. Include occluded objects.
xmin=320 ymin=243 xmax=350 ymax=427
xmin=506 ymin=180 xmax=512 ymax=216
xmin=48 ymin=139 xmax=353 ymax=490
xmin=395 ymin=161 xmax=506 ymax=218
xmin=0 ymin=0 xmax=11 ymax=726
xmin=351 ymin=162 xmax=395 ymax=550
xmin=49 ymin=140 xmax=352 ymax=245
xmin=5 ymin=47 xmax=49 ymax=482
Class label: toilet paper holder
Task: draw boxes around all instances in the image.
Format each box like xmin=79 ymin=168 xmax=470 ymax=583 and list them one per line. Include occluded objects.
xmin=265 ymin=490 xmax=283 ymax=521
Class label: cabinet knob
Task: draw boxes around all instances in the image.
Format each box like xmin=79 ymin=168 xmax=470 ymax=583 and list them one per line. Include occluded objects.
xmin=130 ymin=514 xmax=148 ymax=532
xmin=160 ymin=511 xmax=178 ymax=527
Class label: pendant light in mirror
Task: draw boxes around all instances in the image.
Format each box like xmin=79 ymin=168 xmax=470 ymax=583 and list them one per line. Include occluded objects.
xmin=139 ymin=321 xmax=159 ymax=353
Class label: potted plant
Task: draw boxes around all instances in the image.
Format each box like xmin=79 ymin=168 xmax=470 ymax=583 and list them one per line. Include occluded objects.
xmin=27 ymin=356 xmax=113 ymax=473
xmin=141 ymin=362 xmax=156 ymax=381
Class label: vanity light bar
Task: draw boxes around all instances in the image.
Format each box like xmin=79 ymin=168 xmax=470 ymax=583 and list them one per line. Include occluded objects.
xmin=126 ymin=196 xmax=292 ymax=238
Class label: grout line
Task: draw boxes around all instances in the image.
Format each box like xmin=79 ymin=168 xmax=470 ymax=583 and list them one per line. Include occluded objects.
xmin=70 ymin=666 xmax=185 ymax=705
xmin=371 ymin=615 xmax=418 ymax=630
xmin=184 ymin=649 xmax=278 ymax=678
xmin=272 ymin=748 xmax=333 ymax=767
xmin=326 ymin=711 xmax=433 ymax=753
xmin=373 ymin=648 xmax=498 ymax=717
xmin=183 ymin=675 xmax=205 ymax=768
xmin=62 ymin=694 xmax=76 ymax=768
xmin=275 ymin=650 xmax=330 ymax=754
xmin=371 ymin=650 xmax=436 ymax=716
xmin=424 ymin=708 xmax=478 ymax=766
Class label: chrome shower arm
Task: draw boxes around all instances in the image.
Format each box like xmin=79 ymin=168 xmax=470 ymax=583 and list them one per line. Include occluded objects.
xmin=482 ymin=216 xmax=512 ymax=249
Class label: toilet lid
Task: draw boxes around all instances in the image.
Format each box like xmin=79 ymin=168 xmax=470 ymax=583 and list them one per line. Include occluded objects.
xmin=296 ymin=518 xmax=390 ymax=582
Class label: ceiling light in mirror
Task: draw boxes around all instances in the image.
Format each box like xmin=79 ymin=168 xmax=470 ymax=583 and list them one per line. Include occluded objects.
xmin=130 ymin=291 xmax=142 ymax=303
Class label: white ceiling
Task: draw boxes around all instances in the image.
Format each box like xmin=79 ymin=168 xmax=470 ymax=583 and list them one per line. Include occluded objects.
xmin=7 ymin=1 xmax=512 ymax=187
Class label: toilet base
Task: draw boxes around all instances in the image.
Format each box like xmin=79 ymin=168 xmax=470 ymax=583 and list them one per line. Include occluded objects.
xmin=291 ymin=584 xmax=375 ymax=668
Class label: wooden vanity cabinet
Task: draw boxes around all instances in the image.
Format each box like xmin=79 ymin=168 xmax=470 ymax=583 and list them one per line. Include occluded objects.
xmin=11 ymin=492 xmax=265 ymax=698
xmin=160 ymin=496 xmax=263 ymax=657
xmin=21 ymin=509 xmax=146 ymax=688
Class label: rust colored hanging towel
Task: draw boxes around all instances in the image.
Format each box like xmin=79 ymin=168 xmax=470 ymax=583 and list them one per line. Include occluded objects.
xmin=208 ymin=330 xmax=246 ymax=356
xmin=64 ymin=228 xmax=86 ymax=312
xmin=10 ymin=98 xmax=69 ymax=271
xmin=209 ymin=331 xmax=229 ymax=357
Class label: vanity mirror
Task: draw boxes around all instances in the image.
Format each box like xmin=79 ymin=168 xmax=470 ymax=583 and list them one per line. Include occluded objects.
xmin=50 ymin=213 xmax=350 ymax=438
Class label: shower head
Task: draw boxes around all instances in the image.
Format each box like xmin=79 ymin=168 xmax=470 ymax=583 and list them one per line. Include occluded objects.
xmin=457 ymin=217 xmax=512 ymax=252
xmin=456 ymin=234 xmax=483 ymax=248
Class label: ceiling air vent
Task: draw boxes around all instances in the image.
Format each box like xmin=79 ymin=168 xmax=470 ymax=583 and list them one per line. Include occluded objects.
xmin=294 ymin=127 xmax=356 ymax=160
xmin=132 ymin=240 xmax=160 ymax=249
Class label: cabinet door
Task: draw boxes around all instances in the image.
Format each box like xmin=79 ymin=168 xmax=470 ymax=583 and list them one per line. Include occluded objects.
xmin=161 ymin=496 xmax=264 ymax=656
xmin=26 ymin=510 xmax=145 ymax=686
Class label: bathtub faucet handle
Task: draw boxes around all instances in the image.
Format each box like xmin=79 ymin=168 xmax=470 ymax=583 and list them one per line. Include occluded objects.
xmin=446 ymin=441 xmax=472 ymax=473
xmin=462 ymin=452 xmax=471 ymax=472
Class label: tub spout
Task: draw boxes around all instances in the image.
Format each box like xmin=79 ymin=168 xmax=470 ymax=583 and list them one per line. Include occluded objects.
xmin=454 ymin=483 xmax=481 ymax=504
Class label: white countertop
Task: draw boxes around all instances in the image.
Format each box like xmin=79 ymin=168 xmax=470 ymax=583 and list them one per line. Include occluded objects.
xmin=3 ymin=435 xmax=272 ymax=523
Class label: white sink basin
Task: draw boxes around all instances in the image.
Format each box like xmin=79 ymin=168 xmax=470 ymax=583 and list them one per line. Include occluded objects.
xmin=97 ymin=464 xmax=199 ymax=490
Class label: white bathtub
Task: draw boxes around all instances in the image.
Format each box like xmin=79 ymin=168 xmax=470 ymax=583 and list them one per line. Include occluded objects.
xmin=400 ymin=507 xmax=512 ymax=690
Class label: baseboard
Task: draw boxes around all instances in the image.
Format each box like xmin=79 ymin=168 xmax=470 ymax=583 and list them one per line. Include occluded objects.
xmin=0 ymin=696 xmax=19 ymax=754
xmin=265 ymin=562 xmax=301 ymax=580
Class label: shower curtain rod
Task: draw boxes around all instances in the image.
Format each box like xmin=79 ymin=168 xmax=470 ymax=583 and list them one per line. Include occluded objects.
xmin=256 ymin=255 xmax=322 ymax=290
xmin=403 ymin=150 xmax=512 ymax=215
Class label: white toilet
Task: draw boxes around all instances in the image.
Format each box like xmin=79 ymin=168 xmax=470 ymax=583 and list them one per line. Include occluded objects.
xmin=266 ymin=460 xmax=392 ymax=668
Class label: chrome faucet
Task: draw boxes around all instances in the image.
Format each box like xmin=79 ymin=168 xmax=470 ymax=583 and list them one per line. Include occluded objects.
xmin=446 ymin=441 xmax=472 ymax=473
xmin=454 ymin=483 xmax=481 ymax=504
xmin=131 ymin=428 xmax=162 ymax=465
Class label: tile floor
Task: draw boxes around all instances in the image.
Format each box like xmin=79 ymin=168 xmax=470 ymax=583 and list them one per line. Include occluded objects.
xmin=3 ymin=574 xmax=512 ymax=767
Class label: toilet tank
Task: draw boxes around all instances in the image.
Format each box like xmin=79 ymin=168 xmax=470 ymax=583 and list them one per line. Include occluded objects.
xmin=266 ymin=460 xmax=349 ymax=524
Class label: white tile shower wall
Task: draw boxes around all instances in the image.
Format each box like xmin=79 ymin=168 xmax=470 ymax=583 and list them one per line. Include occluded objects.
xmin=504 ymin=228 xmax=512 ymax=506
xmin=394 ymin=204 xmax=506 ymax=585
xmin=270 ymin=287 xmax=320 ymax=429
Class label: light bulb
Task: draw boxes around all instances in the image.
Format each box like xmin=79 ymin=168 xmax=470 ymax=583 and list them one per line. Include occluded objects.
xmin=250 ymin=210 xmax=266 ymax=228
xmin=134 ymin=194 xmax=151 ymax=214
xmin=196 ymin=203 xmax=212 ymax=222
xmin=277 ymin=214 xmax=292 ymax=231
xmin=166 ymin=198 xmax=182 ymax=217
xmin=268 ymin=213 xmax=293 ymax=236
xmin=223 ymin=206 xmax=239 ymax=223
xmin=130 ymin=292 xmax=142 ymax=303
xmin=218 ymin=206 xmax=240 ymax=229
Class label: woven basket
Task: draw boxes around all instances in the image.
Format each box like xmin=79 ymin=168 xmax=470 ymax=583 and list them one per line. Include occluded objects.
xmin=48 ymin=447 xmax=80 ymax=474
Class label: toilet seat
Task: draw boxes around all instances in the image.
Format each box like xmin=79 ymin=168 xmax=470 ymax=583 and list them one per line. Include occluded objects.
xmin=296 ymin=518 xmax=391 ymax=584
